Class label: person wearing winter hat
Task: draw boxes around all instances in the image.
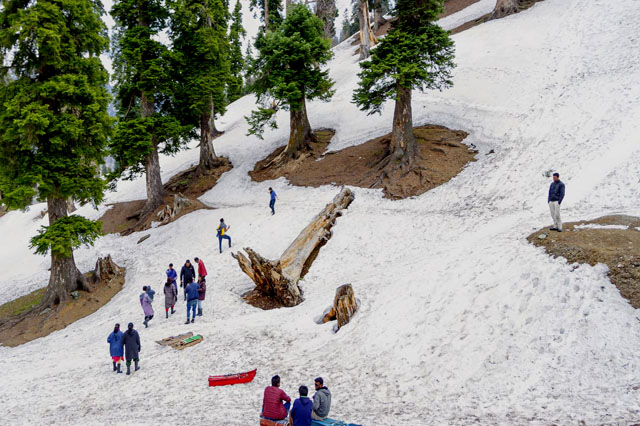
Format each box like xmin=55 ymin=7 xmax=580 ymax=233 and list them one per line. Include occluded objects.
xmin=290 ymin=385 xmax=313 ymax=426
xmin=140 ymin=286 xmax=154 ymax=327
xmin=107 ymin=323 xmax=124 ymax=373
xmin=121 ymin=323 xmax=141 ymax=375
xmin=311 ymin=377 xmax=331 ymax=420
xmin=164 ymin=279 xmax=178 ymax=319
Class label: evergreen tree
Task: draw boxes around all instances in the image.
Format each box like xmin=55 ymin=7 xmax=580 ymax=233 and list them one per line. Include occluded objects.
xmin=110 ymin=0 xmax=188 ymax=217
xmin=0 ymin=0 xmax=111 ymax=307
xmin=316 ymin=0 xmax=338 ymax=40
xmin=228 ymin=0 xmax=247 ymax=103
xmin=250 ymin=0 xmax=283 ymax=31
xmin=247 ymin=4 xmax=334 ymax=160
xmin=170 ymin=0 xmax=231 ymax=173
xmin=352 ymin=0 xmax=455 ymax=178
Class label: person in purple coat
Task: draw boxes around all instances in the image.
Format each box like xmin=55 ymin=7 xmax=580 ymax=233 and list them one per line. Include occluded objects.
xmin=140 ymin=286 xmax=154 ymax=328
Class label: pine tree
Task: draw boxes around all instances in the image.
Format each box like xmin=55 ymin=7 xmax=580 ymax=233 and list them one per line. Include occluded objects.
xmin=228 ymin=0 xmax=247 ymax=103
xmin=247 ymin=4 xmax=334 ymax=161
xmin=0 ymin=0 xmax=111 ymax=307
xmin=110 ymin=0 xmax=188 ymax=218
xmin=316 ymin=0 xmax=338 ymax=40
xmin=352 ymin=0 xmax=455 ymax=179
xmin=170 ymin=0 xmax=231 ymax=173
xmin=250 ymin=0 xmax=283 ymax=31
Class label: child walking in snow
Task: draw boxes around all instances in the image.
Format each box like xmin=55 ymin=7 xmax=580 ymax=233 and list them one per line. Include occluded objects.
xmin=140 ymin=286 xmax=154 ymax=327
xmin=107 ymin=323 xmax=124 ymax=374
xmin=164 ymin=279 xmax=177 ymax=318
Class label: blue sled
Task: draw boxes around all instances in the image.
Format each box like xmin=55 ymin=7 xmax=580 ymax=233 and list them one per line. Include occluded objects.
xmin=312 ymin=419 xmax=361 ymax=426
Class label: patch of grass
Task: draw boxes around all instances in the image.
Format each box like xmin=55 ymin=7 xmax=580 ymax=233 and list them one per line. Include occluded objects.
xmin=0 ymin=287 xmax=45 ymax=319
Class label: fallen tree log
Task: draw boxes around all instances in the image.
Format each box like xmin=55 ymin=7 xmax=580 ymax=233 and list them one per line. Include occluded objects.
xmin=233 ymin=188 xmax=355 ymax=308
xmin=322 ymin=284 xmax=359 ymax=331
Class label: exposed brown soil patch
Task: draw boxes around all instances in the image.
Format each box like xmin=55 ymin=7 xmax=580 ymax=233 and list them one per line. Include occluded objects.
xmin=242 ymin=289 xmax=286 ymax=310
xmin=0 ymin=267 xmax=126 ymax=347
xmin=99 ymin=157 xmax=232 ymax=235
xmin=251 ymin=125 xmax=474 ymax=200
xmin=528 ymin=215 xmax=640 ymax=309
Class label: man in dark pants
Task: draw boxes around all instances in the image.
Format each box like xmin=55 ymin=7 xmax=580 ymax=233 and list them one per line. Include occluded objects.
xmin=121 ymin=322 xmax=141 ymax=375
xmin=548 ymin=172 xmax=565 ymax=232
xmin=180 ymin=260 xmax=195 ymax=301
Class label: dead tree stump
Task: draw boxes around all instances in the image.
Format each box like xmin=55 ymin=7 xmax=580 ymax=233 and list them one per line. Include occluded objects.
xmin=233 ymin=188 xmax=355 ymax=308
xmin=322 ymin=284 xmax=358 ymax=331
xmin=91 ymin=255 xmax=125 ymax=285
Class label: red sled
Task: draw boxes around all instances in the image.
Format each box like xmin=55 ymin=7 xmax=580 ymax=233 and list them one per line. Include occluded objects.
xmin=208 ymin=369 xmax=257 ymax=387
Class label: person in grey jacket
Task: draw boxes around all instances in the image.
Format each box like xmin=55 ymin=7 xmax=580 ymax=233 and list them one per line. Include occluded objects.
xmin=121 ymin=322 xmax=141 ymax=375
xmin=311 ymin=377 xmax=331 ymax=420
xmin=548 ymin=172 xmax=566 ymax=232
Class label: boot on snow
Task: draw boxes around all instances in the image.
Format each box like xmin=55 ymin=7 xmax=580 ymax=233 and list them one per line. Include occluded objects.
xmin=117 ymin=364 xmax=122 ymax=374
xmin=134 ymin=361 xmax=140 ymax=371
xmin=143 ymin=318 xmax=148 ymax=328
xmin=185 ymin=318 xmax=190 ymax=324
xmin=171 ymin=307 xmax=175 ymax=314
xmin=197 ymin=308 xmax=202 ymax=317
xmin=112 ymin=362 xmax=117 ymax=372
xmin=126 ymin=364 xmax=131 ymax=375
xmin=166 ymin=310 xmax=169 ymax=319
xmin=191 ymin=318 xmax=194 ymax=323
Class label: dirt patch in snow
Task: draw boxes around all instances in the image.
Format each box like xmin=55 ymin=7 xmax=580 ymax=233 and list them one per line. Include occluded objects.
xmin=250 ymin=125 xmax=474 ymax=199
xmin=528 ymin=215 xmax=640 ymax=309
xmin=99 ymin=158 xmax=232 ymax=235
xmin=0 ymin=268 xmax=126 ymax=347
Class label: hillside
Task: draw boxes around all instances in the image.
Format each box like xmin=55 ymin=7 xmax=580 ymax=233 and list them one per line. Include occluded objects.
xmin=1 ymin=0 xmax=640 ymax=424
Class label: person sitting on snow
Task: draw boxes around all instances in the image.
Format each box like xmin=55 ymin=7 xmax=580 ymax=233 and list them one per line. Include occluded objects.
xmin=312 ymin=377 xmax=331 ymax=421
xmin=290 ymin=385 xmax=313 ymax=426
xmin=261 ymin=375 xmax=291 ymax=422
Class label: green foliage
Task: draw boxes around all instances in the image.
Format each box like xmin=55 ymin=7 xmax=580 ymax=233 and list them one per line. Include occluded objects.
xmin=170 ymin=0 xmax=231 ymax=128
xmin=30 ymin=215 xmax=103 ymax=257
xmin=228 ymin=0 xmax=247 ymax=103
xmin=0 ymin=0 xmax=110 ymax=258
xmin=246 ymin=4 xmax=334 ymax=137
xmin=249 ymin=0 xmax=283 ymax=29
xmin=110 ymin=0 xmax=190 ymax=181
xmin=352 ymin=0 xmax=455 ymax=115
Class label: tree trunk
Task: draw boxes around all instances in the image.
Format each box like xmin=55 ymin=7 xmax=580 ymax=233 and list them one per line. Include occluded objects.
xmin=265 ymin=0 xmax=270 ymax=30
xmin=373 ymin=0 xmax=386 ymax=32
xmin=40 ymin=197 xmax=90 ymax=308
xmin=357 ymin=0 xmax=376 ymax=60
xmin=285 ymin=0 xmax=292 ymax=16
xmin=489 ymin=0 xmax=534 ymax=20
xmin=390 ymin=84 xmax=416 ymax=162
xmin=140 ymin=92 xmax=165 ymax=217
xmin=316 ymin=0 xmax=337 ymax=40
xmin=197 ymin=99 xmax=219 ymax=174
xmin=321 ymin=284 xmax=358 ymax=331
xmin=232 ymin=188 xmax=355 ymax=308
xmin=285 ymin=97 xmax=313 ymax=158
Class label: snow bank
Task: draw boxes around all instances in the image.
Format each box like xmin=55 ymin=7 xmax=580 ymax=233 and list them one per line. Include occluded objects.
xmin=574 ymin=223 xmax=630 ymax=230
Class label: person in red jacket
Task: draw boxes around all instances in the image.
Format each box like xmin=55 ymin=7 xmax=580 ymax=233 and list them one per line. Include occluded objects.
xmin=261 ymin=375 xmax=291 ymax=422
xmin=194 ymin=257 xmax=207 ymax=283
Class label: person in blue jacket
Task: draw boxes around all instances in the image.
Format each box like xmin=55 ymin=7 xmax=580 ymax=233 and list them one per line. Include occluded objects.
xmin=269 ymin=187 xmax=278 ymax=215
xmin=107 ymin=323 xmax=124 ymax=374
xmin=290 ymin=385 xmax=313 ymax=426
xmin=166 ymin=263 xmax=178 ymax=293
xmin=185 ymin=278 xmax=200 ymax=324
xmin=548 ymin=172 xmax=566 ymax=232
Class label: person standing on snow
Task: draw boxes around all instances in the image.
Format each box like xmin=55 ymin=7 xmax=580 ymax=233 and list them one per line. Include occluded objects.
xmin=194 ymin=257 xmax=207 ymax=283
xmin=197 ymin=277 xmax=206 ymax=317
xmin=166 ymin=263 xmax=178 ymax=293
xmin=311 ymin=377 xmax=331 ymax=421
xmin=185 ymin=278 xmax=200 ymax=324
xmin=145 ymin=284 xmax=156 ymax=302
xmin=261 ymin=375 xmax=291 ymax=422
xmin=140 ymin=286 xmax=154 ymax=328
xmin=269 ymin=187 xmax=278 ymax=215
xmin=290 ymin=385 xmax=313 ymax=426
xmin=180 ymin=260 xmax=195 ymax=301
xmin=121 ymin=322 xmax=141 ymax=375
xmin=164 ymin=279 xmax=178 ymax=319
xmin=107 ymin=323 xmax=124 ymax=374
xmin=548 ymin=172 xmax=565 ymax=232
xmin=216 ymin=218 xmax=231 ymax=253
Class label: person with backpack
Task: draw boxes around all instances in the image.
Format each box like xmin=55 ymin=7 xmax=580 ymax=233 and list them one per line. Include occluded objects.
xmin=185 ymin=278 xmax=200 ymax=324
xmin=197 ymin=277 xmax=206 ymax=316
xmin=107 ymin=323 xmax=124 ymax=374
xmin=180 ymin=260 xmax=196 ymax=301
xmin=216 ymin=218 xmax=231 ymax=254
xmin=261 ymin=375 xmax=291 ymax=423
xmin=290 ymin=385 xmax=313 ymax=426
xmin=312 ymin=377 xmax=332 ymax=421
xmin=121 ymin=322 xmax=141 ymax=375
xmin=269 ymin=187 xmax=278 ymax=215
xmin=140 ymin=286 xmax=154 ymax=328
xmin=164 ymin=279 xmax=178 ymax=319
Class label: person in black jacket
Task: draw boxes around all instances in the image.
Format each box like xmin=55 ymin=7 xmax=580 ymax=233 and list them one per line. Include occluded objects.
xmin=548 ymin=172 xmax=566 ymax=232
xmin=180 ymin=260 xmax=196 ymax=301
xmin=121 ymin=322 xmax=141 ymax=375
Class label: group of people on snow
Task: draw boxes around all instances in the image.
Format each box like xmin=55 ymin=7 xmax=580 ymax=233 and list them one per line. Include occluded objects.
xmin=261 ymin=375 xmax=331 ymax=426
xmin=107 ymin=323 xmax=141 ymax=375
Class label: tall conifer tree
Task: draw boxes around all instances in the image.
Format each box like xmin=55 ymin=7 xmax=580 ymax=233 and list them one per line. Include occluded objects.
xmin=0 ymin=0 xmax=111 ymax=307
xmin=228 ymin=0 xmax=247 ymax=103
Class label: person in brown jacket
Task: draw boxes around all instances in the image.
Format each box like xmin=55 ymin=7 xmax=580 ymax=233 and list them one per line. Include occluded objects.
xmin=164 ymin=280 xmax=177 ymax=319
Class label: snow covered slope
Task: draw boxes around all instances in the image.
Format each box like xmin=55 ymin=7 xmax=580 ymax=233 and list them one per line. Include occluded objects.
xmin=2 ymin=0 xmax=640 ymax=424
